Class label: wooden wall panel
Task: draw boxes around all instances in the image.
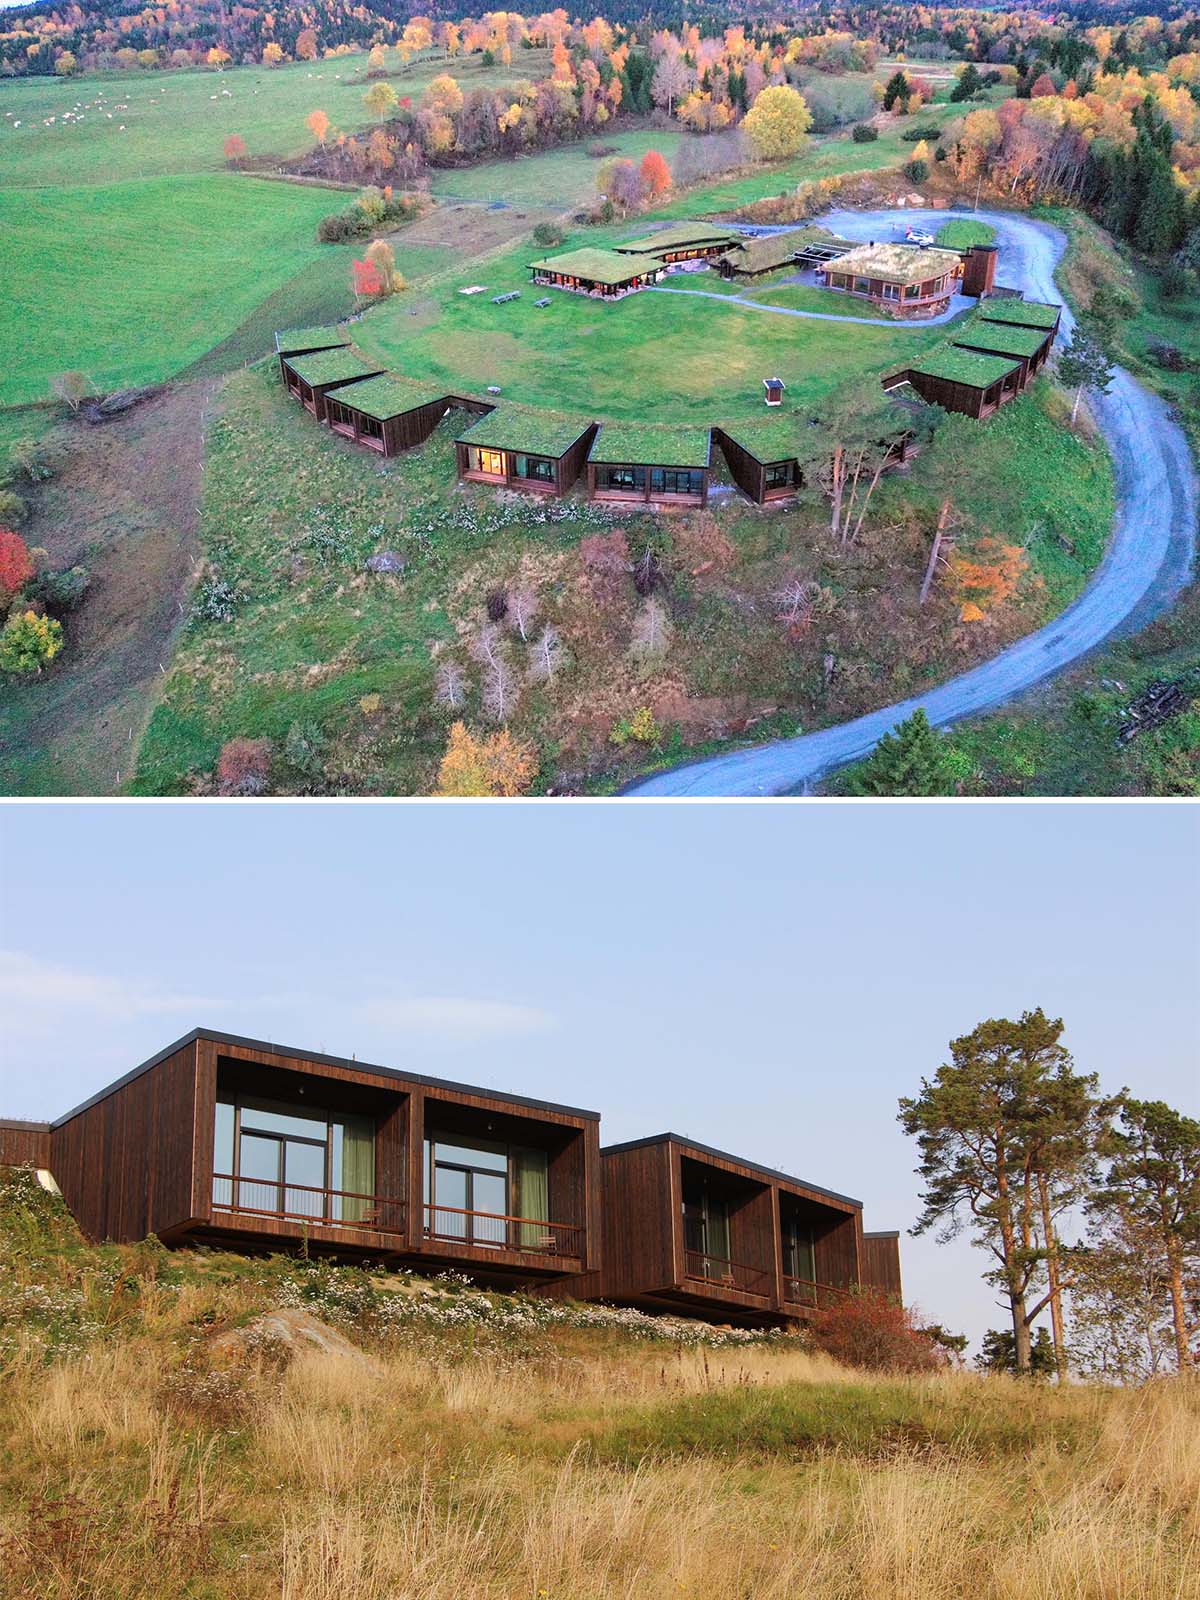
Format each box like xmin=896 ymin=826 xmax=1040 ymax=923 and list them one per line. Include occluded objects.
xmin=596 ymin=1143 xmax=674 ymax=1298
xmin=49 ymin=1040 xmax=200 ymax=1244
xmin=814 ymin=1210 xmax=860 ymax=1290
xmin=712 ymin=428 xmax=766 ymax=503
xmin=0 ymin=1121 xmax=51 ymax=1167
xmin=861 ymin=1232 xmax=903 ymax=1299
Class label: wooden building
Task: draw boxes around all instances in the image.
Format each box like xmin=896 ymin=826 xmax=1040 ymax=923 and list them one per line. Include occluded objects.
xmin=274 ymin=326 xmax=348 ymax=360
xmin=323 ymin=375 xmax=455 ymax=457
xmin=712 ymin=420 xmax=805 ymax=505
xmin=950 ymin=319 xmax=1054 ymax=387
xmin=3 ymin=1031 xmax=904 ymax=1322
xmin=587 ymin=423 xmax=711 ymax=507
xmin=613 ymin=223 xmax=740 ymax=266
xmin=717 ymin=226 xmax=852 ymax=282
xmin=560 ymin=1134 xmax=868 ymax=1328
xmin=817 ymin=241 xmax=963 ymax=318
xmin=979 ymin=295 xmax=1062 ymax=335
xmin=887 ymin=346 xmax=1024 ymax=419
xmin=455 ymin=409 xmax=597 ymax=496
xmin=529 ymin=247 xmax=660 ymax=298
xmin=279 ymin=346 xmax=384 ymax=422
xmin=959 ymin=243 xmax=999 ymax=298
xmin=19 ymin=1029 xmax=602 ymax=1289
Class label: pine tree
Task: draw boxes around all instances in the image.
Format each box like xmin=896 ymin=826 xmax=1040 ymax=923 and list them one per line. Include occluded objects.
xmin=882 ymin=69 xmax=910 ymax=111
xmin=1058 ymin=323 xmax=1115 ymax=423
xmin=848 ymin=709 xmax=955 ymax=796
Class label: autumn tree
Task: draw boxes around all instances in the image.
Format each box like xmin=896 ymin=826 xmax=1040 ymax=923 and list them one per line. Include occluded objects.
xmin=0 ymin=529 xmax=35 ymax=598
xmin=306 ymin=109 xmax=330 ymax=147
xmin=1090 ymin=1098 xmax=1200 ymax=1372
xmin=640 ymin=147 xmax=672 ymax=198
xmin=650 ymin=50 xmax=692 ymax=115
xmin=899 ymin=1009 xmax=1087 ymax=1374
xmin=365 ymin=238 xmax=402 ymax=295
xmin=223 ymin=133 xmax=247 ymax=166
xmin=351 ymin=257 xmax=383 ymax=299
xmin=0 ymin=610 xmax=62 ymax=674
xmin=435 ymin=722 xmax=537 ymax=797
xmin=742 ymin=85 xmax=812 ymax=161
xmin=262 ymin=42 xmax=284 ymax=66
xmin=295 ymin=28 xmax=318 ymax=61
xmin=364 ymin=81 xmax=399 ymax=121
xmin=423 ymin=73 xmax=463 ymax=116
xmin=799 ymin=382 xmax=920 ymax=545
xmin=848 ymin=709 xmax=956 ymax=796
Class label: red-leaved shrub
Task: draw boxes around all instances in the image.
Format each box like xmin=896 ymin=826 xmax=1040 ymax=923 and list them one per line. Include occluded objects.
xmin=0 ymin=528 xmax=34 ymax=598
xmin=809 ymin=1290 xmax=945 ymax=1374
xmin=216 ymin=737 xmax=272 ymax=797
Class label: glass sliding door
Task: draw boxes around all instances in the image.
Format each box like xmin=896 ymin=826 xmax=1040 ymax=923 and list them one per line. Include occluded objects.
xmin=213 ymin=1094 xmax=376 ymax=1223
xmin=683 ymin=1181 xmax=732 ymax=1279
xmin=424 ymin=1135 xmax=552 ymax=1250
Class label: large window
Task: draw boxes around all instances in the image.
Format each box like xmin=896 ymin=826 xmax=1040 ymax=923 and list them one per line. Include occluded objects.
xmin=783 ymin=1217 xmax=816 ymax=1285
xmin=682 ymin=1179 xmax=732 ymax=1277
xmin=468 ymin=447 xmax=506 ymax=477
xmin=596 ymin=464 xmax=645 ymax=492
xmin=512 ymin=453 xmax=555 ymax=483
xmin=763 ymin=461 xmax=797 ymax=491
xmin=213 ymin=1096 xmax=375 ymax=1223
xmin=425 ymin=1135 xmax=549 ymax=1249
xmin=650 ymin=467 xmax=703 ymax=497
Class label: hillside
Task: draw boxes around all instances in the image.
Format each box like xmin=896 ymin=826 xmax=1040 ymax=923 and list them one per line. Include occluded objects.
xmin=1 ymin=1168 xmax=1196 ymax=1599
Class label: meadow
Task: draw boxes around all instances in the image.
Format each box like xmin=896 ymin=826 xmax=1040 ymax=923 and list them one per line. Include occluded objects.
xmin=0 ymin=1172 xmax=1196 ymax=1600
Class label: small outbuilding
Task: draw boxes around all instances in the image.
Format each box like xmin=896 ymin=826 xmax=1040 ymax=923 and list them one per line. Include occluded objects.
xmin=763 ymin=378 xmax=786 ymax=407
xmin=889 ymin=347 xmax=1024 ymax=419
xmin=818 ymin=242 xmax=963 ymax=318
xmin=455 ymin=408 xmax=597 ymax=496
xmin=587 ymin=424 xmax=712 ymax=507
xmin=279 ymin=347 xmax=384 ymax=421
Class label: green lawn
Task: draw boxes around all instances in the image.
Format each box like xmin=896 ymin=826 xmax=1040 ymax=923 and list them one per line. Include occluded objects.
xmin=353 ymin=226 xmax=946 ymax=434
xmin=0 ymin=50 xmax=552 ymax=187
xmin=936 ymin=218 xmax=997 ymax=249
xmin=0 ymin=174 xmax=353 ymax=405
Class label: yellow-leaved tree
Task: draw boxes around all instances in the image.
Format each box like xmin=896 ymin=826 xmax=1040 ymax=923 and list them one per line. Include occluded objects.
xmin=741 ymin=85 xmax=812 ymax=161
xmin=436 ymin=723 xmax=537 ymax=797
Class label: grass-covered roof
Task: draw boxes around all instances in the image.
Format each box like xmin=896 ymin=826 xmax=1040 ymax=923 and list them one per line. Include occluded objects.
xmin=529 ymin=247 xmax=646 ymax=285
xmin=979 ymin=297 xmax=1062 ymax=330
xmin=589 ymin=422 xmax=712 ymax=468
xmin=908 ymin=347 xmax=1022 ymax=388
xmin=275 ymin=326 xmax=347 ymax=355
xmin=723 ymin=226 xmax=852 ymax=275
xmin=284 ymin=348 xmax=383 ymax=387
xmin=335 ymin=372 xmax=448 ymax=421
xmin=827 ymin=242 xmax=962 ymax=285
xmin=614 ymin=223 xmax=741 ymax=255
xmin=456 ymin=406 xmax=594 ymax=456
xmin=952 ymin=322 xmax=1050 ymax=360
xmin=719 ymin=413 xmax=814 ymax=463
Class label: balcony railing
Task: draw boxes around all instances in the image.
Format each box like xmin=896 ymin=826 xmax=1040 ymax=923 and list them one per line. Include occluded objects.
xmin=212 ymin=1175 xmax=405 ymax=1235
xmin=782 ymin=1276 xmax=851 ymax=1310
xmin=683 ymin=1250 xmax=773 ymax=1297
xmin=423 ymin=1203 xmax=583 ymax=1259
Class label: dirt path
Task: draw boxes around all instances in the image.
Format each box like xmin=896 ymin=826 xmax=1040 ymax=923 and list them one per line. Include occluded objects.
xmin=626 ymin=208 xmax=1198 ymax=797
xmin=0 ymin=381 xmax=217 ymax=794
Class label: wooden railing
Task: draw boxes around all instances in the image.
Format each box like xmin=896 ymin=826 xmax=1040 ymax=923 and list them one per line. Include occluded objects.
xmin=212 ymin=1175 xmax=405 ymax=1235
xmin=683 ymin=1250 xmax=773 ymax=1297
xmin=782 ymin=1276 xmax=851 ymax=1310
xmin=423 ymin=1204 xmax=582 ymax=1259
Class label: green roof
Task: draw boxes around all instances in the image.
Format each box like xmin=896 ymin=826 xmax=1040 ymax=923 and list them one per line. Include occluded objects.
xmin=456 ymin=406 xmax=594 ymax=457
xmin=614 ymin=222 xmax=741 ymax=255
xmin=335 ymin=372 xmax=448 ymax=421
xmin=275 ymin=325 xmax=347 ymax=356
xmin=979 ymin=297 xmax=1061 ymax=330
xmin=826 ymin=241 xmax=962 ymax=285
xmin=284 ymin=348 xmax=383 ymax=388
xmin=722 ymin=227 xmax=852 ymax=275
xmin=718 ymin=413 xmax=811 ymax=464
xmin=529 ymin=247 xmax=647 ymax=285
xmin=952 ymin=322 xmax=1050 ymax=360
xmin=589 ymin=422 xmax=712 ymax=468
xmin=908 ymin=348 xmax=1023 ymax=388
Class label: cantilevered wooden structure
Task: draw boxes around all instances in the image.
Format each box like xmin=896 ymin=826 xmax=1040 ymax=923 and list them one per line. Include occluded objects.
xmin=889 ymin=346 xmax=1024 ymax=418
xmin=274 ymin=326 xmax=350 ymax=358
xmin=713 ymin=417 xmax=807 ymax=504
xmin=455 ymin=408 xmax=597 ymax=496
xmin=323 ymin=375 xmax=454 ymax=457
xmin=4 ymin=1030 xmax=904 ymax=1323
xmin=555 ymin=1134 xmax=867 ymax=1328
xmin=612 ymin=222 xmax=741 ymax=264
xmin=279 ymin=346 xmax=384 ymax=421
xmin=587 ymin=423 xmax=711 ymax=506
xmin=818 ymin=241 xmax=963 ymax=317
xmin=529 ymin=247 xmax=658 ymax=298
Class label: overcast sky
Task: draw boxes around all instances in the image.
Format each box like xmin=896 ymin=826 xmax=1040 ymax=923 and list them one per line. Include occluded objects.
xmin=1 ymin=800 xmax=1196 ymax=1353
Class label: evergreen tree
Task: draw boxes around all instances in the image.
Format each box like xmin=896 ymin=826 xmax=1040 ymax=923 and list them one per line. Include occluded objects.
xmin=882 ymin=70 xmax=910 ymax=111
xmin=1134 ymin=155 xmax=1187 ymax=255
xmin=950 ymin=62 xmax=983 ymax=102
xmin=976 ymin=1326 xmax=1057 ymax=1375
xmin=848 ymin=709 xmax=955 ymax=796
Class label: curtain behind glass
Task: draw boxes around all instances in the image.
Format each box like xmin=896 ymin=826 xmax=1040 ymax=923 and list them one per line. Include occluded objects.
xmin=516 ymin=1148 xmax=549 ymax=1248
xmin=707 ymin=1199 xmax=731 ymax=1266
xmin=339 ymin=1116 xmax=375 ymax=1222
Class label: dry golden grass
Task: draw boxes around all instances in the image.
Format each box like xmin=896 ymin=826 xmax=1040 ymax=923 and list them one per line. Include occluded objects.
xmin=2 ymin=1320 xmax=1197 ymax=1600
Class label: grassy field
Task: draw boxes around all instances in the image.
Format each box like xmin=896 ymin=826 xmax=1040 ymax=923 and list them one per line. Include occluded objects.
xmin=431 ymin=127 xmax=685 ymax=208
xmin=936 ymin=218 xmax=997 ymax=249
xmin=0 ymin=50 xmax=553 ymax=187
xmin=1 ymin=1170 xmax=1196 ymax=1600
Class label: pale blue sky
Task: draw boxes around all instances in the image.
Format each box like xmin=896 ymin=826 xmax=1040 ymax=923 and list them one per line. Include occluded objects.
xmin=1 ymin=801 xmax=1196 ymax=1352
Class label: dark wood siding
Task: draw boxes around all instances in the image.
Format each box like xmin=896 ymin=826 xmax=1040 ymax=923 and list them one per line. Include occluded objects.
xmin=861 ymin=1231 xmax=903 ymax=1299
xmin=49 ymin=1040 xmax=201 ymax=1244
xmin=0 ymin=1121 xmax=51 ymax=1167
xmin=713 ymin=428 xmax=766 ymax=503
